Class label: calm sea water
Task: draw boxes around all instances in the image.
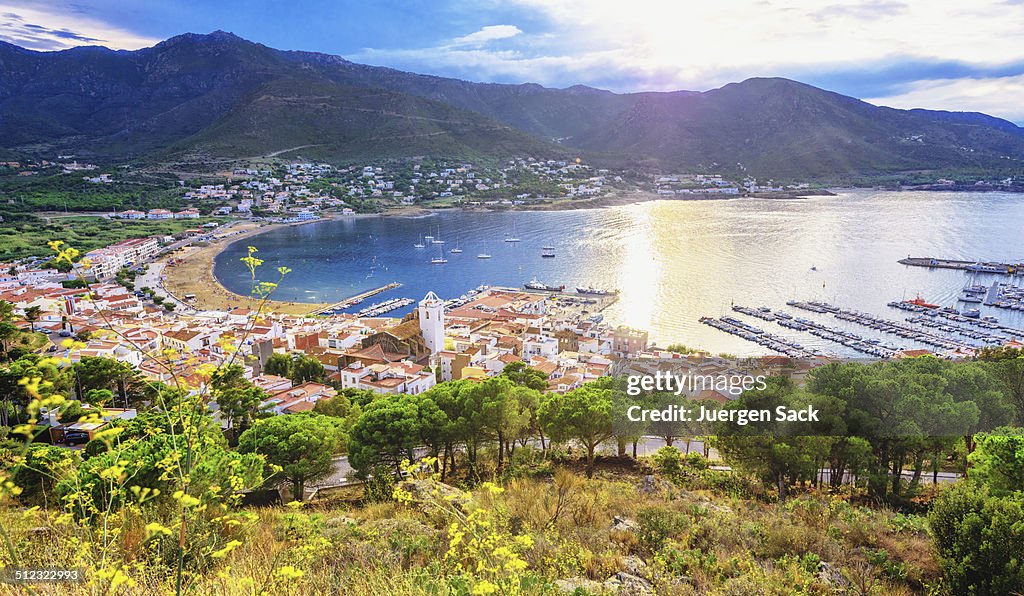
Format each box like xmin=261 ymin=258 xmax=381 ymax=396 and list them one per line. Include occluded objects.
xmin=214 ymin=190 xmax=1024 ymax=355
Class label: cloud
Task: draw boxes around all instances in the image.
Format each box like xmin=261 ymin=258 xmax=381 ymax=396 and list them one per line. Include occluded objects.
xmin=451 ymin=25 xmax=522 ymax=46
xmin=810 ymin=1 xmax=908 ymax=21
xmin=0 ymin=3 xmax=156 ymax=50
xmin=351 ymin=0 xmax=1024 ymax=120
xmin=868 ymin=75 xmax=1024 ymax=124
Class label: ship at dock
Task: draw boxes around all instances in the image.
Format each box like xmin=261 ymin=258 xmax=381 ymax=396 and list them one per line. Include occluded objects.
xmin=524 ymin=278 xmax=564 ymax=292
xmin=576 ymin=286 xmax=619 ymax=296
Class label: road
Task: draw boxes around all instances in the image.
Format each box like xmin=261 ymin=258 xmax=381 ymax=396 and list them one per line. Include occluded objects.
xmin=136 ymin=261 xmax=194 ymax=313
xmin=311 ymin=436 xmax=959 ymax=496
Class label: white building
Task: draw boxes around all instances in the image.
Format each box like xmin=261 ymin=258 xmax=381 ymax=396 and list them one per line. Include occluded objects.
xmin=84 ymin=237 xmax=160 ymax=280
xmin=418 ymin=291 xmax=445 ymax=356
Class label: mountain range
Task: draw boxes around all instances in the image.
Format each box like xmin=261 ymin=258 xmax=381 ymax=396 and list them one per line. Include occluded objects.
xmin=2 ymin=30 xmax=1024 ymax=178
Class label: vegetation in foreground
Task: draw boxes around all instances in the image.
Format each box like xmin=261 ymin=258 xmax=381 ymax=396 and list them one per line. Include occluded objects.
xmin=0 ymin=243 xmax=1022 ymax=595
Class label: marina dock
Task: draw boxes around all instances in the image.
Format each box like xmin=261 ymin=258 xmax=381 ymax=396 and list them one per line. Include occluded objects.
xmin=898 ymin=257 xmax=1021 ymax=275
xmin=311 ymin=282 xmax=402 ymax=315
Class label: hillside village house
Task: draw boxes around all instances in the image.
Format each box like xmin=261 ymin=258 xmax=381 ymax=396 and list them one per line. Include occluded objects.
xmin=338 ymin=360 xmax=436 ymax=395
xmin=260 ymin=382 xmax=337 ymax=414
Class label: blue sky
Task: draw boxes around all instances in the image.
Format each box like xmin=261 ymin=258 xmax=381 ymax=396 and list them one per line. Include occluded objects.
xmin=3 ymin=0 xmax=1024 ymax=123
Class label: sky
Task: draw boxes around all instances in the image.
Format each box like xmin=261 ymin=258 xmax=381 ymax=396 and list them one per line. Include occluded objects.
xmin=3 ymin=0 xmax=1024 ymax=123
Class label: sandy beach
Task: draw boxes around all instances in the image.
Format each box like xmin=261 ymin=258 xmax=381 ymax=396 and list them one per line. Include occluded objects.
xmin=160 ymin=219 xmax=331 ymax=315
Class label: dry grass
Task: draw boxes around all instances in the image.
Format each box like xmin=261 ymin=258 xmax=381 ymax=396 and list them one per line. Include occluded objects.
xmin=0 ymin=464 xmax=941 ymax=595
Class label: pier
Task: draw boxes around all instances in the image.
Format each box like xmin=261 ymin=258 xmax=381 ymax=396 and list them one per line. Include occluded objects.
xmin=699 ymin=315 xmax=823 ymax=358
xmin=311 ymin=282 xmax=402 ymax=315
xmin=733 ymin=305 xmax=898 ymax=357
xmin=792 ymin=300 xmax=986 ymax=351
xmin=898 ymin=257 xmax=1021 ymax=275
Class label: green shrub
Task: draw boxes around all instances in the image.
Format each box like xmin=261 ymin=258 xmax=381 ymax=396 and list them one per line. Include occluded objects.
xmin=652 ymin=446 xmax=683 ymax=480
xmin=929 ymin=482 xmax=1024 ymax=595
xmin=636 ymin=506 xmax=689 ymax=554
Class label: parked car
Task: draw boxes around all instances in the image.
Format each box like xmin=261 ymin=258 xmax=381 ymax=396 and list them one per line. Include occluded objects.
xmin=64 ymin=431 xmax=90 ymax=446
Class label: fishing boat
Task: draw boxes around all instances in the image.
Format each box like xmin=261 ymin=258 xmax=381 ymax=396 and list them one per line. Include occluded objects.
xmin=541 ymin=246 xmax=555 ymax=258
xmin=904 ymin=295 xmax=939 ymax=309
xmin=524 ymin=278 xmax=564 ymax=292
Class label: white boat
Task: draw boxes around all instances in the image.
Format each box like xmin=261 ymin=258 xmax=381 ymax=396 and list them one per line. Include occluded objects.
xmin=431 ymin=244 xmax=447 ymax=264
xmin=541 ymin=245 xmax=555 ymax=258
xmin=450 ymin=247 xmax=463 ymax=253
xmin=505 ymin=217 xmax=521 ymax=242
xmin=477 ymin=253 xmax=492 ymax=259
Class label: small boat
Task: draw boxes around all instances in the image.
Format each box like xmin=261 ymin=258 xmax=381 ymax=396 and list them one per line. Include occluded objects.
xmin=414 ymin=234 xmax=426 ymax=249
xmin=905 ymin=295 xmax=939 ymax=309
xmin=431 ymin=257 xmax=448 ymax=264
xmin=505 ymin=218 xmax=521 ymax=242
xmin=541 ymin=246 xmax=555 ymax=258
xmin=963 ymin=308 xmax=981 ymax=318
xmin=477 ymin=253 xmax=492 ymax=259
xmin=450 ymin=247 xmax=463 ymax=253
xmin=424 ymin=234 xmax=434 ymax=241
